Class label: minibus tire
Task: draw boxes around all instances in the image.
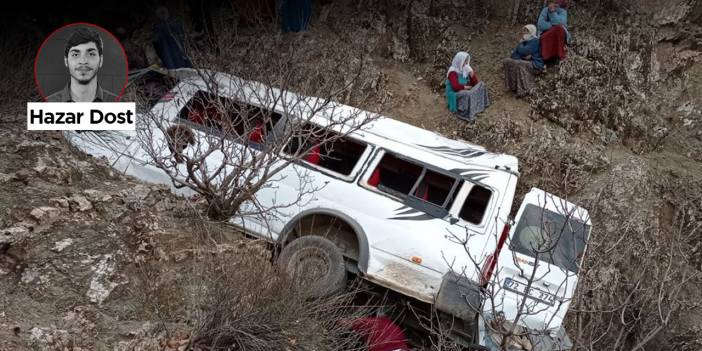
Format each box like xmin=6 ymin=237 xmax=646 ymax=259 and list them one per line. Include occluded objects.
xmin=278 ymin=235 xmax=347 ymax=297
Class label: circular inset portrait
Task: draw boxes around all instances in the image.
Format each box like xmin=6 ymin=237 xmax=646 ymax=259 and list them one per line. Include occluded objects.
xmin=34 ymin=23 xmax=128 ymax=102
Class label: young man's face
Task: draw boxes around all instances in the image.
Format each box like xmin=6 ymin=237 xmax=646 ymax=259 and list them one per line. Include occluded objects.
xmin=548 ymin=2 xmax=558 ymax=11
xmin=64 ymin=42 xmax=102 ymax=85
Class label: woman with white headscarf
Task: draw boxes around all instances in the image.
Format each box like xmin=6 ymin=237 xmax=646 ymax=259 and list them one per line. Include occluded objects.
xmin=445 ymin=51 xmax=491 ymax=123
xmin=503 ymin=24 xmax=544 ymax=98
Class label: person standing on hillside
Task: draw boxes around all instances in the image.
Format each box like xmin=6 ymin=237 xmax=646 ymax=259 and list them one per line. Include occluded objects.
xmin=152 ymin=6 xmax=192 ymax=69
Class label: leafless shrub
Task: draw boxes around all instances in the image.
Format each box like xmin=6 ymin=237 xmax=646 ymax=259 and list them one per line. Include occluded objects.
xmin=405 ymin=304 xmax=473 ymax=351
xmin=185 ymin=253 xmax=371 ymax=351
xmin=123 ymin=213 xmax=377 ymax=351
xmin=127 ymin=23 xmax=382 ymax=223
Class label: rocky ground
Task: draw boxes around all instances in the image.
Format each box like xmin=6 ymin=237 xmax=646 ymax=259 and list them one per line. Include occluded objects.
xmin=0 ymin=122 xmax=271 ymax=349
xmin=2 ymin=0 xmax=702 ymax=350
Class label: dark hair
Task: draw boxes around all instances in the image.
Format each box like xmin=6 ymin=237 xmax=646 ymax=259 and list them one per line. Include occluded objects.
xmin=64 ymin=27 xmax=103 ymax=57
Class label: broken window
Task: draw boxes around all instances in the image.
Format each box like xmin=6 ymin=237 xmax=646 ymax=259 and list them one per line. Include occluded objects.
xmin=179 ymin=90 xmax=282 ymax=144
xmin=414 ymin=170 xmax=457 ymax=207
xmin=368 ymin=152 xmax=459 ymax=210
xmin=458 ymin=184 xmax=492 ymax=224
xmin=284 ymin=124 xmax=367 ymax=176
xmin=510 ymin=204 xmax=590 ymax=273
xmin=367 ymin=153 xmax=422 ymax=197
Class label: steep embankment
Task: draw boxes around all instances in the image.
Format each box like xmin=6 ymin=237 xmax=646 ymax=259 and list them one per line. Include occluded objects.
xmin=318 ymin=0 xmax=702 ymax=349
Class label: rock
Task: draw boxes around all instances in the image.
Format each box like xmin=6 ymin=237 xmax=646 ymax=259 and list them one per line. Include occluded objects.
xmin=602 ymin=128 xmax=619 ymax=145
xmin=37 ymin=166 xmax=73 ymax=185
xmin=87 ymin=254 xmax=118 ymax=305
xmin=15 ymin=140 xmax=48 ymax=151
xmin=29 ymin=327 xmax=69 ymax=347
xmin=69 ymin=195 xmax=93 ymax=212
xmin=0 ymin=226 xmax=29 ymax=245
xmin=123 ymin=185 xmax=151 ymax=210
xmin=29 ymin=206 xmax=61 ymax=223
xmin=21 ymin=268 xmax=42 ymax=285
xmin=29 ymin=327 xmax=48 ymax=343
xmin=0 ymin=172 xmax=13 ymax=184
xmin=49 ymin=197 xmax=70 ymax=208
xmin=33 ymin=157 xmax=48 ymax=173
xmin=13 ymin=169 xmax=33 ymax=184
xmin=51 ymin=238 xmax=74 ymax=253
xmin=83 ymin=189 xmax=112 ymax=202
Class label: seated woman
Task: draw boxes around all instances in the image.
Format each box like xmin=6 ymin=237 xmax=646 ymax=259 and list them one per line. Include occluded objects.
xmin=504 ymin=24 xmax=544 ymax=97
xmin=445 ymin=51 xmax=491 ymax=123
xmin=537 ymin=0 xmax=571 ymax=63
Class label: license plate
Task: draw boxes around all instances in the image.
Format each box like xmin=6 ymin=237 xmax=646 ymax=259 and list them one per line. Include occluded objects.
xmin=503 ymin=277 xmax=557 ymax=306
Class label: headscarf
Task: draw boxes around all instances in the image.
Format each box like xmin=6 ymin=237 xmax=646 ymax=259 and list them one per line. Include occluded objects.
xmin=522 ymin=24 xmax=538 ymax=41
xmin=447 ymin=51 xmax=473 ymax=79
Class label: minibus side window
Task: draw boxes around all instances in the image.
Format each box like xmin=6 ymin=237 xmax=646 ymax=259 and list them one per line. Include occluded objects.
xmin=458 ymin=185 xmax=492 ymax=224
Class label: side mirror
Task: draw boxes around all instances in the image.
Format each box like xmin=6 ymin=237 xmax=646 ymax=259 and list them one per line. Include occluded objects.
xmin=449 ymin=217 xmax=459 ymax=225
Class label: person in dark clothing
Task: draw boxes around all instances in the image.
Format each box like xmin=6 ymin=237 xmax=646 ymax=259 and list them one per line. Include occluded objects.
xmin=510 ymin=24 xmax=544 ymax=70
xmin=281 ymin=0 xmax=312 ymax=32
xmin=152 ymin=6 xmax=192 ymax=69
xmin=503 ymin=25 xmax=545 ymax=98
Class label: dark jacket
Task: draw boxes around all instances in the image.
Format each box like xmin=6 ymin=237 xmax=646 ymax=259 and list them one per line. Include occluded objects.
xmin=511 ymin=38 xmax=545 ymax=71
xmin=46 ymin=82 xmax=119 ymax=102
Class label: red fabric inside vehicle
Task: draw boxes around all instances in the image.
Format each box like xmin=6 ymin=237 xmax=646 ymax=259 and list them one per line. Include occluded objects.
xmin=189 ymin=105 xmax=220 ymax=125
xmin=188 ymin=110 xmax=203 ymax=124
xmin=305 ymin=145 xmax=321 ymax=164
xmin=249 ymin=121 xmax=265 ymax=142
xmin=415 ymin=183 xmax=429 ymax=200
xmin=368 ymin=168 xmax=381 ymax=186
